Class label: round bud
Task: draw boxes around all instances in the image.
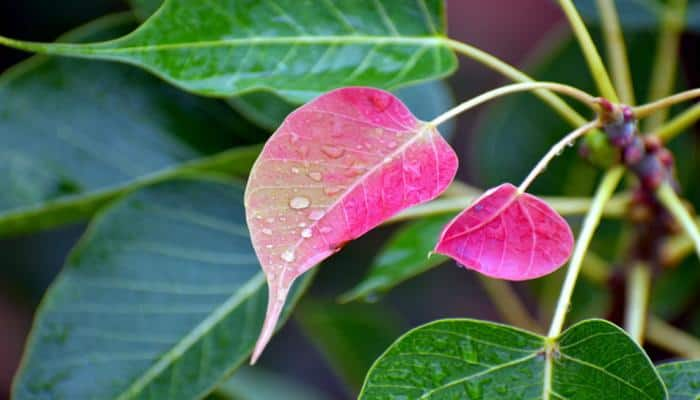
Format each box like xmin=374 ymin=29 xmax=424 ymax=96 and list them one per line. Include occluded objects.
xmin=632 ymin=154 xmax=665 ymax=190
xmin=644 ymin=135 xmax=663 ymax=152
xmin=604 ymin=119 xmax=636 ymax=148
xmin=623 ymin=136 xmax=645 ymax=165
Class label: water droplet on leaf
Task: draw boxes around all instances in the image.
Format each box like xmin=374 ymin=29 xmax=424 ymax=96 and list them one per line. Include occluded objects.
xmin=308 ymin=210 xmax=325 ymax=220
xmin=301 ymin=228 xmax=312 ymax=238
xmin=321 ymin=145 xmax=345 ymax=159
xmin=308 ymin=171 xmax=323 ymax=181
xmin=281 ymin=249 xmax=295 ymax=262
xmin=289 ymin=196 xmax=311 ymax=209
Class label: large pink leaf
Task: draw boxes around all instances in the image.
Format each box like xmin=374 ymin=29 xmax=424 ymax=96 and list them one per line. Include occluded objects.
xmin=244 ymin=87 xmax=458 ymax=362
xmin=434 ymin=183 xmax=574 ymax=280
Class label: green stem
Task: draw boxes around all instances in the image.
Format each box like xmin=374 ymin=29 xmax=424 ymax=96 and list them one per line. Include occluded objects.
xmin=548 ymin=167 xmax=625 ymax=337
xmin=660 ymin=216 xmax=700 ymax=266
xmin=557 ymin=0 xmax=619 ymax=102
xmin=647 ymin=315 xmax=700 ymax=358
xmin=387 ymin=191 xmax=629 ymax=224
xmin=478 ymin=276 xmax=544 ymax=334
xmin=655 ymin=102 xmax=700 ymax=142
xmin=518 ymin=120 xmax=600 ymax=193
xmin=624 ymin=263 xmax=651 ymax=344
xmin=633 ymin=88 xmax=700 ymax=118
xmin=596 ymin=0 xmax=636 ymax=104
xmin=430 ymin=82 xmax=597 ymax=127
xmin=657 ymin=183 xmax=700 ymax=260
xmin=644 ymin=0 xmax=688 ymax=131
xmin=444 ymin=39 xmax=588 ymax=127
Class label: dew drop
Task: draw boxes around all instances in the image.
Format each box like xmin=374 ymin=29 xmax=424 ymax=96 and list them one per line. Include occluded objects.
xmin=262 ymin=228 xmax=273 ymax=235
xmin=383 ymin=156 xmax=393 ymax=163
xmin=298 ymin=222 xmax=307 ymax=228
xmin=387 ymin=141 xmax=398 ymax=149
xmin=289 ymin=196 xmax=311 ymax=209
xmin=301 ymin=228 xmax=313 ymax=238
xmin=289 ymin=132 xmax=300 ymax=144
xmin=319 ymin=227 xmax=332 ymax=233
xmin=324 ymin=186 xmax=343 ymax=196
xmin=281 ymin=249 xmax=295 ymax=262
xmin=309 ymin=210 xmax=325 ymax=220
xmin=308 ymin=171 xmax=323 ymax=181
xmin=255 ymin=214 xmax=263 ymax=220
xmin=321 ymin=145 xmax=345 ymax=159
xmin=291 ymin=167 xmax=300 ymax=174
xmin=265 ymin=217 xmax=275 ymax=224
xmin=369 ymin=92 xmax=392 ymax=111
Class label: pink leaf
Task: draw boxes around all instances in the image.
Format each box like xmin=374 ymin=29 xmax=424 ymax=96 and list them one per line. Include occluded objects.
xmin=244 ymin=87 xmax=458 ymax=362
xmin=434 ymin=183 xmax=574 ymax=281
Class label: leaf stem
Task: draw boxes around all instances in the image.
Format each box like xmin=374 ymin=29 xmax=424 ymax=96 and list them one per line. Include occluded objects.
xmin=596 ymin=0 xmax=636 ymax=104
xmin=623 ymin=262 xmax=651 ymax=343
xmin=646 ymin=315 xmax=700 ymax=358
xmin=557 ymin=0 xmax=619 ymax=102
xmin=656 ymin=102 xmax=700 ymax=142
xmin=430 ymin=82 xmax=597 ymax=127
xmin=443 ymin=39 xmax=588 ymax=127
xmin=660 ymin=216 xmax=700 ymax=266
xmin=518 ymin=120 xmax=600 ymax=193
xmin=633 ymin=88 xmax=700 ymax=118
xmin=548 ymin=167 xmax=625 ymax=338
xmin=388 ymin=191 xmax=628 ymax=223
xmin=644 ymin=0 xmax=688 ymax=132
xmin=478 ymin=276 xmax=544 ymax=334
xmin=657 ymin=183 xmax=700 ymax=260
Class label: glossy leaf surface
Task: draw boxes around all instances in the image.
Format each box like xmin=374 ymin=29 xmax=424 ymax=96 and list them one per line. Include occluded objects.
xmin=360 ymin=319 xmax=666 ymax=399
xmin=435 ymin=183 xmax=574 ymax=281
xmin=12 ymin=178 xmax=314 ymax=400
xmin=2 ymin=0 xmax=456 ymax=101
xmin=245 ymin=87 xmax=458 ymax=362
xmin=341 ymin=214 xmax=452 ymax=302
xmin=0 ymin=14 xmax=261 ymax=236
xmin=657 ymin=360 xmax=700 ymax=400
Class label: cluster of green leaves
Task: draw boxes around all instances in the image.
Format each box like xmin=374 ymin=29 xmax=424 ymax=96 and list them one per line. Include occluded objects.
xmin=1 ymin=0 xmax=699 ymax=399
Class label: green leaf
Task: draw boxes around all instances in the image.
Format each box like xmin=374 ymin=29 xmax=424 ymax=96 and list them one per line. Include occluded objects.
xmin=359 ymin=319 xmax=667 ymax=399
xmin=227 ymin=79 xmax=456 ymax=137
xmin=1 ymin=0 xmax=457 ymax=101
xmin=657 ymin=360 xmax=700 ymax=400
xmin=128 ymin=0 xmax=163 ymax=21
xmin=296 ymin=300 xmax=404 ymax=391
xmin=0 ymin=14 xmax=263 ymax=236
xmin=573 ymin=0 xmax=700 ymax=32
xmin=12 ymin=177 xmax=315 ymax=400
xmin=209 ymin=367 xmax=330 ymax=400
xmin=341 ymin=214 xmax=452 ymax=303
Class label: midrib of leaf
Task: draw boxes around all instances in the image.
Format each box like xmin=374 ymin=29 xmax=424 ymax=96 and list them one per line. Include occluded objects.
xmin=0 ymin=35 xmax=447 ymax=56
xmin=116 ymin=273 xmax=266 ymax=399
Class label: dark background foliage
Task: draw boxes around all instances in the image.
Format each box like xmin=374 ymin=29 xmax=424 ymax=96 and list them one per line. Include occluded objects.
xmin=0 ymin=1 xmax=697 ymax=399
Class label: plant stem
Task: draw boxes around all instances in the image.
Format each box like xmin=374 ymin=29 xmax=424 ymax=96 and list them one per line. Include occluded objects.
xmin=548 ymin=167 xmax=625 ymax=337
xmin=596 ymin=0 xmax=635 ymax=104
xmin=660 ymin=216 xmax=700 ymax=266
xmin=518 ymin=120 xmax=600 ymax=193
xmin=657 ymin=183 xmax=700 ymax=259
xmin=644 ymin=0 xmax=688 ymax=132
xmin=633 ymin=88 xmax=700 ymax=118
xmin=646 ymin=315 xmax=700 ymax=358
xmin=430 ymin=82 xmax=597 ymax=127
xmin=478 ymin=276 xmax=543 ymax=334
xmin=624 ymin=262 xmax=651 ymax=343
xmin=387 ymin=191 xmax=629 ymax=223
xmin=444 ymin=39 xmax=588 ymax=127
xmin=557 ymin=0 xmax=619 ymax=102
xmin=656 ymin=102 xmax=700 ymax=142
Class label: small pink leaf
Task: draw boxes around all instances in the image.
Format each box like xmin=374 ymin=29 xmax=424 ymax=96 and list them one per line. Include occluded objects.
xmin=245 ymin=87 xmax=458 ymax=362
xmin=434 ymin=183 xmax=574 ymax=281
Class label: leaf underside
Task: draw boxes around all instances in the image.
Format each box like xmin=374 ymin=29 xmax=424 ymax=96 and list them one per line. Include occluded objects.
xmin=6 ymin=0 xmax=457 ymax=101
xmin=12 ymin=178 xmax=314 ymax=400
xmin=360 ymin=319 xmax=666 ymax=400
xmin=435 ymin=183 xmax=574 ymax=281
xmin=244 ymin=87 xmax=458 ymax=362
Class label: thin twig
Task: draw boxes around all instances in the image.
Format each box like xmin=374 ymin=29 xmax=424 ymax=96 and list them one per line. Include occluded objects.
xmin=548 ymin=167 xmax=625 ymax=337
xmin=624 ymin=262 xmax=651 ymax=344
xmin=596 ymin=0 xmax=636 ymax=104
